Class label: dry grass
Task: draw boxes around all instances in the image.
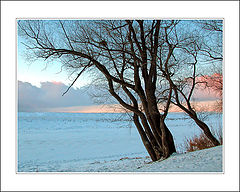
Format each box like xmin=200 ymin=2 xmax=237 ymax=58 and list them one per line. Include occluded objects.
xmin=184 ymin=129 xmax=223 ymax=152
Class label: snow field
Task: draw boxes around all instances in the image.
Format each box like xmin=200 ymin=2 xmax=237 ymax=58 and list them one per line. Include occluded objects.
xmin=18 ymin=112 xmax=222 ymax=172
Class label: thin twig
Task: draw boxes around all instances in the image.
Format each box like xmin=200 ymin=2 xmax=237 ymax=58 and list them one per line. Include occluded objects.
xmin=62 ymin=61 xmax=92 ymax=96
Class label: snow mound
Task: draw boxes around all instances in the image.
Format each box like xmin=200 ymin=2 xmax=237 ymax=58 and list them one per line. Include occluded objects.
xmin=135 ymin=146 xmax=223 ymax=172
xmin=60 ymin=146 xmax=222 ymax=172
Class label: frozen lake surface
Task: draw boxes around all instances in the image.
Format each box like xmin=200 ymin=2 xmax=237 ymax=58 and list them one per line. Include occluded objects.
xmin=18 ymin=112 xmax=222 ymax=172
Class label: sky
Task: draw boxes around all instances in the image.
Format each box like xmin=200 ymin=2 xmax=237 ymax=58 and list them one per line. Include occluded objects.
xmin=18 ymin=33 xmax=102 ymax=113
xmin=17 ymin=20 xmax=222 ymax=113
xmin=18 ymin=36 xmax=91 ymax=88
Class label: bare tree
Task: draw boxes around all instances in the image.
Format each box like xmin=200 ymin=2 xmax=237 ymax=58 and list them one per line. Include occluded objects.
xmin=158 ymin=20 xmax=222 ymax=146
xmin=197 ymin=20 xmax=223 ymax=112
xmin=18 ymin=20 xmax=177 ymax=161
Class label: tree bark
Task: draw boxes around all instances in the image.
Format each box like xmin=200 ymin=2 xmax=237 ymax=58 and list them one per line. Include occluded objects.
xmin=164 ymin=122 xmax=176 ymax=155
xmin=140 ymin=117 xmax=176 ymax=160
xmin=159 ymin=118 xmax=176 ymax=159
xmin=183 ymin=109 xmax=220 ymax=146
xmin=192 ymin=116 xmax=220 ymax=146
xmin=133 ymin=114 xmax=158 ymax=161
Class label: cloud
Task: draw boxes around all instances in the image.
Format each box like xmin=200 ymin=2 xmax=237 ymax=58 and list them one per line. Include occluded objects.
xmin=18 ymin=73 xmax=222 ymax=112
xmin=18 ymin=81 xmax=95 ymax=112
xmin=192 ymin=73 xmax=222 ymax=101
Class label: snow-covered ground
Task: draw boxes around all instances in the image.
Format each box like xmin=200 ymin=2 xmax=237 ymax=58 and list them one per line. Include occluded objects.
xmin=68 ymin=146 xmax=223 ymax=172
xmin=136 ymin=146 xmax=223 ymax=172
xmin=18 ymin=112 xmax=222 ymax=172
xmin=19 ymin=146 xmax=223 ymax=172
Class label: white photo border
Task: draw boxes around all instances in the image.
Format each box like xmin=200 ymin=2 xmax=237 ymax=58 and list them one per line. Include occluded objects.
xmin=1 ymin=1 xmax=239 ymax=191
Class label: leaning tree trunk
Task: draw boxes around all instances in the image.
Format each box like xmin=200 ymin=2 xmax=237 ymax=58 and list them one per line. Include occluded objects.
xmin=188 ymin=112 xmax=220 ymax=146
xmin=164 ymin=122 xmax=176 ymax=155
xmin=133 ymin=113 xmax=176 ymax=161
xmin=143 ymin=113 xmax=176 ymax=160
xmin=133 ymin=114 xmax=158 ymax=161
xmin=159 ymin=118 xmax=176 ymax=159
xmin=193 ymin=117 xmax=220 ymax=146
xmin=139 ymin=92 xmax=176 ymax=160
xmin=174 ymin=97 xmax=221 ymax=147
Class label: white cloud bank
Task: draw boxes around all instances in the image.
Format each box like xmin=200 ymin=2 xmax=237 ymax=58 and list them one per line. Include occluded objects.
xmin=18 ymin=79 xmax=221 ymax=112
xmin=18 ymin=81 xmax=95 ymax=112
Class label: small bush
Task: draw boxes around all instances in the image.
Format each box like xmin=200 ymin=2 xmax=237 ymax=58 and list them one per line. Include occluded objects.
xmin=184 ymin=130 xmax=223 ymax=152
xmin=185 ymin=133 xmax=214 ymax=152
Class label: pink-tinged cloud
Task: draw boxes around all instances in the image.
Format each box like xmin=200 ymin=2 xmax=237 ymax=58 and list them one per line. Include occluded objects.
xmin=48 ymin=104 xmax=128 ymax=113
xmin=51 ymin=81 xmax=63 ymax=85
xmin=192 ymin=73 xmax=223 ymax=101
xmin=168 ymin=100 xmax=222 ymax=113
xmin=49 ymin=101 xmax=222 ymax=113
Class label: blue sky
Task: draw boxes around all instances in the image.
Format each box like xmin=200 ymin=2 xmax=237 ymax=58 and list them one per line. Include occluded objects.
xmin=18 ymin=36 xmax=95 ymax=112
xmin=18 ymin=36 xmax=90 ymax=88
xmin=17 ymin=29 xmax=104 ymax=112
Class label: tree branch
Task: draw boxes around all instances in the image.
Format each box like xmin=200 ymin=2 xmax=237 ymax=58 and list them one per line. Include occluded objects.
xmin=62 ymin=61 xmax=92 ymax=96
